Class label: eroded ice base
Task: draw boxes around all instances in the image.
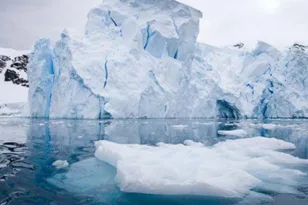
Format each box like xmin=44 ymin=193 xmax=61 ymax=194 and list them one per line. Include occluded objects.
xmin=95 ymin=137 xmax=308 ymax=198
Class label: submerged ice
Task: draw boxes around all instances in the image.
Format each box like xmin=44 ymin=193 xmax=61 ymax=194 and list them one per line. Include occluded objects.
xmin=95 ymin=137 xmax=308 ymax=198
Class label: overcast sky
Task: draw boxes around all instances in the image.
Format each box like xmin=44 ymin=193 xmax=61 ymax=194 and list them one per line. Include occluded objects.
xmin=0 ymin=0 xmax=307 ymax=50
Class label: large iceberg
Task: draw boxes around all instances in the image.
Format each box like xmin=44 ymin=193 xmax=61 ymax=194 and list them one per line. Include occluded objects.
xmin=27 ymin=0 xmax=203 ymax=119
xmin=26 ymin=0 xmax=308 ymax=119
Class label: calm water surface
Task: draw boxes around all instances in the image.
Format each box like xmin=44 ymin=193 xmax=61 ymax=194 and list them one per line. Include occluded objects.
xmin=0 ymin=118 xmax=308 ymax=205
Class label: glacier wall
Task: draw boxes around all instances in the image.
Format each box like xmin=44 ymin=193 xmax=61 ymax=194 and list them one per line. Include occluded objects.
xmin=49 ymin=32 xmax=106 ymax=119
xmin=27 ymin=0 xmax=204 ymax=119
xmin=194 ymin=42 xmax=308 ymax=119
xmin=26 ymin=0 xmax=308 ymax=119
xmin=27 ymin=39 xmax=54 ymax=118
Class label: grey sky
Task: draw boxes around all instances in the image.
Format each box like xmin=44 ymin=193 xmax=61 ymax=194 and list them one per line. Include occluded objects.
xmin=0 ymin=0 xmax=307 ymax=50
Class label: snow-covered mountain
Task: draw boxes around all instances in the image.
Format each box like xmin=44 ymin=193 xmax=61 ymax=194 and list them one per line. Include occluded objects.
xmin=0 ymin=48 xmax=29 ymax=116
xmin=24 ymin=0 xmax=308 ymax=119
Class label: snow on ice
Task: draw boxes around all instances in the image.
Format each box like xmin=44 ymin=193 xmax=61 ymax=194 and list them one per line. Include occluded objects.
xmin=95 ymin=137 xmax=308 ymax=197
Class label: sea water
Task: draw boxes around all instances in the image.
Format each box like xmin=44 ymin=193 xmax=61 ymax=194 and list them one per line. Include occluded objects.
xmin=0 ymin=118 xmax=308 ymax=205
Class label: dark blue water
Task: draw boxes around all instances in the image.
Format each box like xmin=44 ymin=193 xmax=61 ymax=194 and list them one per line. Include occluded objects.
xmin=0 ymin=118 xmax=308 ymax=205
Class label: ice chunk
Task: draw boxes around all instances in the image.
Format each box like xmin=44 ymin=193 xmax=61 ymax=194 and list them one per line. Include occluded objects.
xmin=183 ymin=140 xmax=204 ymax=147
xmin=171 ymin=124 xmax=189 ymax=129
xmin=95 ymin=137 xmax=307 ymax=198
xmin=218 ymin=129 xmax=248 ymax=138
xmin=249 ymin=123 xmax=279 ymax=130
xmin=261 ymin=123 xmax=278 ymax=129
xmin=52 ymin=160 xmax=69 ymax=169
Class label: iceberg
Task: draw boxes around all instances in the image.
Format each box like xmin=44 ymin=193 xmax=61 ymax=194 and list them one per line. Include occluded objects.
xmin=218 ymin=129 xmax=248 ymax=138
xmin=95 ymin=137 xmax=308 ymax=197
xmin=25 ymin=0 xmax=308 ymax=119
xmin=191 ymin=42 xmax=308 ymax=119
xmin=26 ymin=0 xmax=202 ymax=119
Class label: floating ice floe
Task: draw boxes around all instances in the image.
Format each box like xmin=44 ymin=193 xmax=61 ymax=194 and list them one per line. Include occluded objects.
xmin=249 ymin=123 xmax=279 ymax=130
xmin=248 ymin=123 xmax=303 ymax=130
xmin=95 ymin=137 xmax=308 ymax=198
xmin=171 ymin=124 xmax=189 ymax=130
xmin=218 ymin=129 xmax=248 ymax=138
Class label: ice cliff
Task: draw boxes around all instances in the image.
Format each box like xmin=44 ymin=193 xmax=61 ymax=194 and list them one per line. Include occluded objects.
xmin=27 ymin=0 xmax=203 ymax=119
xmin=26 ymin=0 xmax=308 ymax=119
xmin=193 ymin=42 xmax=308 ymax=119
